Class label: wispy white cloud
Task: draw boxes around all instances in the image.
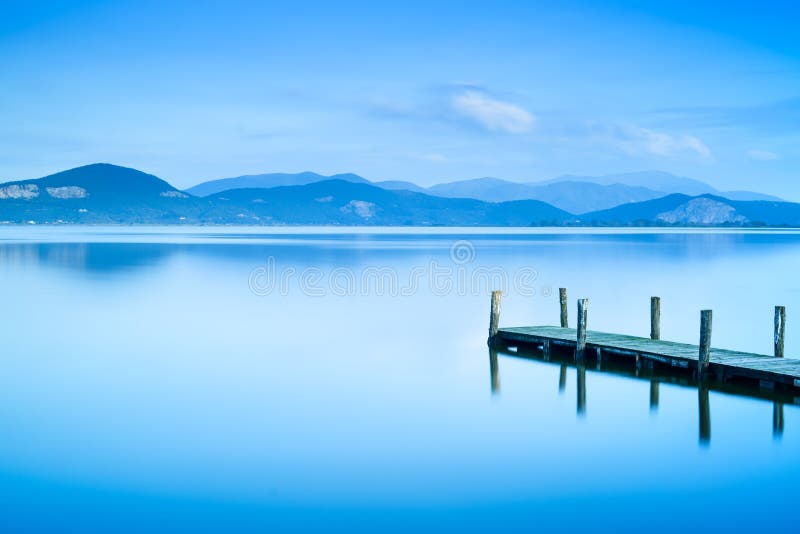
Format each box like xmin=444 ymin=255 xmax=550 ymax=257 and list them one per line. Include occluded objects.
xmin=366 ymin=85 xmax=536 ymax=136
xmin=594 ymin=123 xmax=712 ymax=159
xmin=641 ymin=128 xmax=710 ymax=158
xmin=746 ymin=149 xmax=779 ymax=161
xmin=415 ymin=153 xmax=448 ymax=163
xmin=650 ymin=98 xmax=800 ymax=134
xmin=450 ymin=90 xmax=535 ymax=134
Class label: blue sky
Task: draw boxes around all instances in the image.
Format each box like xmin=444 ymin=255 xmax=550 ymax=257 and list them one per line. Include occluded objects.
xmin=1 ymin=0 xmax=798 ymax=196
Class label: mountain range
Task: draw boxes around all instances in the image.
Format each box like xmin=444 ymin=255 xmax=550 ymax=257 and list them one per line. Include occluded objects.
xmin=0 ymin=163 xmax=796 ymax=226
xmin=187 ymin=170 xmax=780 ymax=214
xmin=186 ymin=171 xmax=371 ymax=197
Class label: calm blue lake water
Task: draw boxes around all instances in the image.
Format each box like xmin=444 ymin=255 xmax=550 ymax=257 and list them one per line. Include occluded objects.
xmin=0 ymin=227 xmax=797 ymax=532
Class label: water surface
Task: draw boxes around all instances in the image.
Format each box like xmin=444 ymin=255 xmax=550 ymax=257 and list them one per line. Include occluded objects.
xmin=0 ymin=227 xmax=797 ymax=532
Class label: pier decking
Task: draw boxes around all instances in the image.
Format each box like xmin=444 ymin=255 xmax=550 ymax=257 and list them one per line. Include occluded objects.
xmin=487 ymin=289 xmax=800 ymax=393
xmin=496 ymin=325 xmax=800 ymax=390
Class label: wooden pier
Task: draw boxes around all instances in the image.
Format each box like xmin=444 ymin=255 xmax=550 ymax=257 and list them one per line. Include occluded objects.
xmin=488 ymin=289 xmax=800 ymax=393
xmin=487 ymin=289 xmax=798 ymax=443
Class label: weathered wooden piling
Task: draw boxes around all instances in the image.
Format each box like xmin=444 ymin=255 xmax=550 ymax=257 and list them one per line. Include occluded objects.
xmin=576 ymin=298 xmax=588 ymax=360
xmin=559 ymin=288 xmax=568 ymax=328
xmin=698 ymin=310 xmax=712 ymax=375
xmin=774 ymin=306 xmax=786 ymax=358
xmin=650 ymin=297 xmax=661 ymax=340
xmin=558 ymin=364 xmax=567 ymax=392
xmin=488 ymin=290 xmax=502 ymax=342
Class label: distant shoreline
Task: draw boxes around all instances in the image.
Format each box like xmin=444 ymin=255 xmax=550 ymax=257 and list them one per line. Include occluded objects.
xmin=2 ymin=225 xmax=799 ymax=233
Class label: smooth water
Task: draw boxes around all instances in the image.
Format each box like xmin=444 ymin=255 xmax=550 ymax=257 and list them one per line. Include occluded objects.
xmin=0 ymin=227 xmax=797 ymax=532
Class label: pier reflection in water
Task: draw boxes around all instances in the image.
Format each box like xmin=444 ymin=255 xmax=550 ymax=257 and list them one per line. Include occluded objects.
xmin=489 ymin=348 xmax=500 ymax=395
xmin=489 ymin=342 xmax=793 ymax=446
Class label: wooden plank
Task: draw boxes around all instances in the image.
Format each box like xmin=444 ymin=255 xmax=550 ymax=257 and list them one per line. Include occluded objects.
xmin=495 ymin=323 xmax=800 ymax=389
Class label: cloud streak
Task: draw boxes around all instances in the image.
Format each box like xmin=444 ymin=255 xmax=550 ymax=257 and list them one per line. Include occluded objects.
xmin=746 ymin=149 xmax=779 ymax=161
xmin=631 ymin=126 xmax=711 ymax=158
xmin=587 ymin=123 xmax=712 ymax=159
xmin=366 ymin=86 xmax=711 ymax=162
xmin=650 ymin=98 xmax=800 ymax=134
xmin=450 ymin=90 xmax=535 ymax=134
xmin=365 ymin=85 xmax=537 ymax=136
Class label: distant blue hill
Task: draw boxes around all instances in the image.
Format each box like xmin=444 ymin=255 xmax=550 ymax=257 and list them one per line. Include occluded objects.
xmin=546 ymin=171 xmax=715 ymax=196
xmin=427 ymin=177 xmax=665 ymax=212
xmin=580 ymin=193 xmax=800 ymax=226
xmin=0 ymin=165 xmax=573 ymax=225
xmin=0 ymin=163 xmax=185 ymax=200
xmin=0 ymin=163 xmax=204 ymax=224
xmin=374 ymin=180 xmax=427 ymax=193
xmin=208 ymin=180 xmax=574 ymax=225
xmin=543 ymin=171 xmax=781 ymax=202
xmin=188 ymin=169 xmax=783 ymax=212
xmin=1 ymin=163 xmax=797 ymax=226
xmin=186 ymin=171 xmax=370 ymax=197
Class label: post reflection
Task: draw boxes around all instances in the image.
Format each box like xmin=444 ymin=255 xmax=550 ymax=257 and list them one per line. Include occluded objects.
xmin=773 ymin=403 xmax=784 ymax=439
xmin=699 ymin=381 xmax=711 ymax=446
xmin=577 ymin=364 xmax=586 ymax=416
xmin=488 ymin=342 xmax=792 ymax=447
xmin=489 ymin=348 xmax=500 ymax=395
xmin=650 ymin=381 xmax=659 ymax=412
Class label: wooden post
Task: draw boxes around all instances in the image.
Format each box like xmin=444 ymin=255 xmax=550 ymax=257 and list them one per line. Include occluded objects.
xmin=774 ymin=306 xmax=786 ymax=358
xmin=488 ymin=290 xmax=502 ymax=343
xmin=650 ymin=296 xmax=661 ymax=340
xmin=558 ymin=364 xmax=567 ymax=392
xmin=559 ymin=288 xmax=568 ymax=328
xmin=698 ymin=310 xmax=712 ymax=375
xmin=576 ymin=298 xmax=588 ymax=360
xmin=489 ymin=348 xmax=500 ymax=395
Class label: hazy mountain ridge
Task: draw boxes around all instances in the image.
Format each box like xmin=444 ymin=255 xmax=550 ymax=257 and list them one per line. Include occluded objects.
xmin=0 ymin=165 xmax=572 ymax=225
xmin=546 ymin=171 xmax=782 ymax=202
xmin=374 ymin=180 xmax=427 ymax=193
xmin=427 ymin=177 xmax=665 ymax=213
xmin=580 ymin=194 xmax=800 ymax=226
xmin=546 ymin=171 xmax=715 ymax=195
xmin=426 ymin=171 xmax=781 ymax=208
xmin=186 ymin=171 xmax=370 ymax=197
xmin=206 ymin=180 xmax=574 ymax=225
xmin=0 ymin=164 xmax=796 ymax=226
xmin=189 ymin=170 xmax=781 ymax=212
